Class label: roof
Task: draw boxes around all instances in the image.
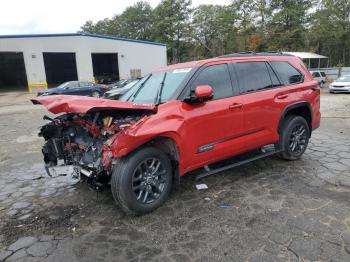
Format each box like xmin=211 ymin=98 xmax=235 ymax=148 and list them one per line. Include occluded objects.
xmin=283 ymin=52 xmax=327 ymax=59
xmin=158 ymin=52 xmax=297 ymax=71
xmin=219 ymin=51 xmax=292 ymax=58
xmin=0 ymin=33 xmax=166 ymax=47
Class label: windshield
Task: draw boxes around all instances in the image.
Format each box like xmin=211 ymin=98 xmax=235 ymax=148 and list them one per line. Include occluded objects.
xmin=120 ymin=68 xmax=192 ymax=104
xmin=335 ymin=76 xmax=350 ymax=82
xmin=123 ymin=80 xmax=139 ymax=89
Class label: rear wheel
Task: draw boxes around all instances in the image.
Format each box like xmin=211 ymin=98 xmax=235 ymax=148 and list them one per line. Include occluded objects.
xmin=111 ymin=147 xmax=173 ymax=215
xmin=276 ymin=115 xmax=310 ymax=160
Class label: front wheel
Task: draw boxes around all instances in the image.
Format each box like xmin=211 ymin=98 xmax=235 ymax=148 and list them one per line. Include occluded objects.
xmin=276 ymin=115 xmax=310 ymax=160
xmin=111 ymin=147 xmax=173 ymax=215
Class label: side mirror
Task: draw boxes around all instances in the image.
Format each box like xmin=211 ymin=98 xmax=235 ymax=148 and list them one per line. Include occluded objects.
xmin=195 ymin=85 xmax=213 ymax=100
xmin=184 ymin=85 xmax=214 ymax=104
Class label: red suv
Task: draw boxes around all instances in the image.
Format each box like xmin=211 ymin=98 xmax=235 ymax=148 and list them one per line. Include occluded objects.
xmin=33 ymin=52 xmax=321 ymax=215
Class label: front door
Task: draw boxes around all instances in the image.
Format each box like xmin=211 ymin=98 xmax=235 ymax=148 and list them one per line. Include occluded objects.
xmin=180 ymin=63 xmax=245 ymax=172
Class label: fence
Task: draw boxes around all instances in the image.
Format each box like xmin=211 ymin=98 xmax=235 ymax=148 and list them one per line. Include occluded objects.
xmin=309 ymin=67 xmax=350 ymax=80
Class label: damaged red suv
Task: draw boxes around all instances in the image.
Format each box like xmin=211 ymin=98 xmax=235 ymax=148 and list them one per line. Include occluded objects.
xmin=33 ymin=52 xmax=320 ymax=215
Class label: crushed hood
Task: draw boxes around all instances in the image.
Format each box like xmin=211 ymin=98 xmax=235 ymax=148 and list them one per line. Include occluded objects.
xmin=32 ymin=95 xmax=156 ymax=114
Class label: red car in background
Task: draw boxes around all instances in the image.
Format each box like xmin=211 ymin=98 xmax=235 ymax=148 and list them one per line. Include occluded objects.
xmin=32 ymin=52 xmax=320 ymax=215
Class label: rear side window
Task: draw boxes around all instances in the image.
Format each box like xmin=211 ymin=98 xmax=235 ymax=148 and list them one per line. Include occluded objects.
xmin=270 ymin=61 xmax=303 ymax=85
xmin=235 ymin=62 xmax=273 ymax=93
xmin=266 ymin=63 xmax=281 ymax=87
xmin=192 ymin=64 xmax=233 ymax=99
xmin=312 ymin=72 xmax=320 ymax=77
xmin=320 ymin=72 xmax=326 ymax=77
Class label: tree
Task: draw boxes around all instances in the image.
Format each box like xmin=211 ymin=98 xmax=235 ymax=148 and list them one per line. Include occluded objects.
xmin=80 ymin=18 xmax=116 ymax=35
xmin=152 ymin=0 xmax=192 ymax=63
xmin=80 ymin=2 xmax=153 ymax=40
xmin=118 ymin=1 xmax=154 ymax=40
xmin=231 ymin=0 xmax=256 ymax=50
xmin=190 ymin=4 xmax=239 ymax=58
xmin=79 ymin=0 xmax=350 ymax=66
xmin=309 ymin=0 xmax=350 ymax=66
xmin=267 ymin=0 xmax=313 ymax=50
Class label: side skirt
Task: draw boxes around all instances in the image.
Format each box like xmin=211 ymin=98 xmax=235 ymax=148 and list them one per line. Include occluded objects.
xmin=195 ymin=145 xmax=282 ymax=180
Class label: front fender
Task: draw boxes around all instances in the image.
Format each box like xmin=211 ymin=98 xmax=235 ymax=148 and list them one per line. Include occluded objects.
xmin=110 ymin=101 xmax=185 ymax=157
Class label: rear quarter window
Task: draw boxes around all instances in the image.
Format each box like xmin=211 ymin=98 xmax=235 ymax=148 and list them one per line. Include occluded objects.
xmin=270 ymin=61 xmax=304 ymax=85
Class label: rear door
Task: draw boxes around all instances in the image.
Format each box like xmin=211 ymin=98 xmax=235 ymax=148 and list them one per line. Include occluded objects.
xmin=180 ymin=63 xmax=245 ymax=172
xmin=234 ymin=60 xmax=305 ymax=151
xmin=233 ymin=61 xmax=282 ymax=150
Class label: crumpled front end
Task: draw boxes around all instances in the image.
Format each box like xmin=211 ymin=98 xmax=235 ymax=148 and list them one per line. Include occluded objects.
xmin=32 ymin=95 xmax=156 ymax=187
xmin=38 ymin=109 xmax=148 ymax=188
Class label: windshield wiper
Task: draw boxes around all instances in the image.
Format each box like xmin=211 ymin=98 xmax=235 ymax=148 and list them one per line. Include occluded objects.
xmin=130 ymin=74 xmax=152 ymax=102
xmin=155 ymin=72 xmax=167 ymax=104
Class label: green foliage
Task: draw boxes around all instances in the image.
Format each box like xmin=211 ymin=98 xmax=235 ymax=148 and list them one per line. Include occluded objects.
xmin=80 ymin=0 xmax=350 ymax=66
xmin=190 ymin=5 xmax=239 ymax=58
xmin=152 ymin=0 xmax=192 ymax=63
xmin=309 ymin=0 xmax=350 ymax=66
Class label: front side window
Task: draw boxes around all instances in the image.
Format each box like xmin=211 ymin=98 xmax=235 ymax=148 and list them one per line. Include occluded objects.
xmin=270 ymin=61 xmax=303 ymax=85
xmin=235 ymin=62 xmax=273 ymax=93
xmin=312 ymin=72 xmax=320 ymax=77
xmin=191 ymin=64 xmax=233 ymax=99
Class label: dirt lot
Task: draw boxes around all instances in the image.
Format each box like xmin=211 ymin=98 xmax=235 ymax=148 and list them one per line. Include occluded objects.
xmin=0 ymin=88 xmax=349 ymax=261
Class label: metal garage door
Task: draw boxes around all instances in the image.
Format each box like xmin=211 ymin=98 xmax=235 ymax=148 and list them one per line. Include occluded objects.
xmin=43 ymin=52 xmax=78 ymax=86
xmin=0 ymin=52 xmax=28 ymax=91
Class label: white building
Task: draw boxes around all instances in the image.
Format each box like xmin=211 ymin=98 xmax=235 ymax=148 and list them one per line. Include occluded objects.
xmin=0 ymin=33 xmax=167 ymax=92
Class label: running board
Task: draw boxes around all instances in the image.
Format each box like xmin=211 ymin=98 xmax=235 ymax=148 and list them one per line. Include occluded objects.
xmin=195 ymin=149 xmax=282 ymax=180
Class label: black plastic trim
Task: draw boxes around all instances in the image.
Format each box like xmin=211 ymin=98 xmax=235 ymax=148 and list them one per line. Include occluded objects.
xmin=278 ymin=101 xmax=313 ymax=134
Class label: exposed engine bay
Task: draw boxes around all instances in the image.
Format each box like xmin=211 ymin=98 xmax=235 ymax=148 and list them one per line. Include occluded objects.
xmin=39 ymin=110 xmax=147 ymax=186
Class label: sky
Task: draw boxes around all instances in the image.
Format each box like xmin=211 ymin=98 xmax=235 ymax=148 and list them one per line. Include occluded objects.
xmin=0 ymin=0 xmax=231 ymax=35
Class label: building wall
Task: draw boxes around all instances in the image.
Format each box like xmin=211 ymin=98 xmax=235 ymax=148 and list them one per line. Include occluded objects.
xmin=0 ymin=35 xmax=167 ymax=90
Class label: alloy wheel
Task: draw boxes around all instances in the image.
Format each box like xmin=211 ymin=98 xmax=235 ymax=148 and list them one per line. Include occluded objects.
xmin=289 ymin=124 xmax=307 ymax=154
xmin=132 ymin=157 xmax=167 ymax=204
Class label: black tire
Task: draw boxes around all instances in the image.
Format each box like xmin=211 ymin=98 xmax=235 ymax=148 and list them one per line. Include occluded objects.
xmin=91 ymin=91 xmax=100 ymax=98
xmin=111 ymin=147 xmax=173 ymax=215
xmin=276 ymin=115 xmax=310 ymax=160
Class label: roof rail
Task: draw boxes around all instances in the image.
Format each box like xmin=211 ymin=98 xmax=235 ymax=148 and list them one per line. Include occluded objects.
xmin=219 ymin=51 xmax=291 ymax=58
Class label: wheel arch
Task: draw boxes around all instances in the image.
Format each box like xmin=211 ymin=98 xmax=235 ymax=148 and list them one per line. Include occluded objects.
xmin=117 ymin=133 xmax=182 ymax=182
xmin=278 ymin=102 xmax=312 ymax=136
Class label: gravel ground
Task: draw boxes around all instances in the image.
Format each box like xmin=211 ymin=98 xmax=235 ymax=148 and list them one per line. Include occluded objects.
xmin=0 ymin=88 xmax=349 ymax=261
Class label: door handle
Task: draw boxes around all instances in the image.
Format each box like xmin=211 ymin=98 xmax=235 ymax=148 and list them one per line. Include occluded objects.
xmin=277 ymin=94 xmax=289 ymax=99
xmin=229 ymin=103 xmax=243 ymax=110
